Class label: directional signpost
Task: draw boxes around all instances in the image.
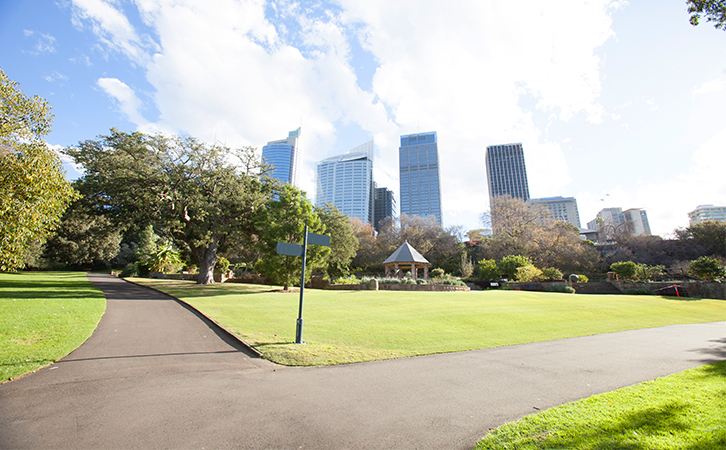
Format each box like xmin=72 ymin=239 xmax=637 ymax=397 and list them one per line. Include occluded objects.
xmin=275 ymin=221 xmax=330 ymax=344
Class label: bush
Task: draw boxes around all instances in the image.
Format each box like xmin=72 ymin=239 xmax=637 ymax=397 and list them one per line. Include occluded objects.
xmin=416 ymin=278 xmax=427 ymax=285
xmin=545 ymin=285 xmax=575 ymax=293
xmin=119 ymin=263 xmax=139 ymax=278
xmin=214 ymin=256 xmax=230 ymax=275
xmin=688 ymin=256 xmax=725 ymax=281
xmin=332 ymin=276 xmax=360 ymax=285
xmin=379 ymin=278 xmax=402 ymax=284
xmin=430 ymin=268 xmax=445 ymax=279
xmin=440 ymin=279 xmax=466 ymax=286
xmin=499 ymin=255 xmax=532 ymax=279
xmin=515 ymin=264 xmax=543 ymax=282
xmin=541 ymin=267 xmax=563 ymax=280
xmin=574 ymin=274 xmax=589 ymax=283
xmin=611 ymin=261 xmax=638 ymax=280
xmin=478 ymin=258 xmax=500 ymax=280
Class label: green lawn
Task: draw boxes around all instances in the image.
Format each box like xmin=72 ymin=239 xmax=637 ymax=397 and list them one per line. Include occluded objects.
xmin=0 ymin=272 xmax=106 ymax=382
xmin=476 ymin=361 xmax=726 ymax=449
xmin=132 ymin=278 xmax=725 ymax=366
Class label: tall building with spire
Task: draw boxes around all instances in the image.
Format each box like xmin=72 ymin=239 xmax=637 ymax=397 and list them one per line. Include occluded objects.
xmin=315 ymin=140 xmax=374 ymax=224
xmin=399 ymin=131 xmax=443 ymax=225
xmin=485 ymin=143 xmax=530 ymax=202
xmin=261 ymin=127 xmax=301 ymax=186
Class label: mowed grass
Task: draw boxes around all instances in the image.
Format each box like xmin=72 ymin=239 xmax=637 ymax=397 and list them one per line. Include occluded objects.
xmin=132 ymin=279 xmax=725 ymax=366
xmin=0 ymin=272 xmax=106 ymax=382
xmin=476 ymin=361 xmax=726 ymax=449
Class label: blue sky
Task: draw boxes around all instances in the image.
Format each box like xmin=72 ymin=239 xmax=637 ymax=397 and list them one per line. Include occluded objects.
xmin=2 ymin=0 xmax=725 ymax=236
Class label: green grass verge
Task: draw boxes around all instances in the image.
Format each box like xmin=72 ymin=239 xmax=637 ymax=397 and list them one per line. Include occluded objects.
xmin=476 ymin=361 xmax=726 ymax=449
xmin=131 ymin=279 xmax=725 ymax=366
xmin=0 ymin=272 xmax=106 ymax=382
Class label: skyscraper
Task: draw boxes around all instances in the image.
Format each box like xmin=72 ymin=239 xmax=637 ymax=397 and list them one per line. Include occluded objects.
xmin=399 ymin=131 xmax=442 ymax=225
xmin=373 ymin=185 xmax=396 ymax=231
xmin=527 ymin=196 xmax=581 ymax=228
xmin=261 ymin=127 xmax=301 ymax=186
xmin=485 ymin=143 xmax=530 ymax=202
xmin=315 ymin=140 xmax=374 ymax=224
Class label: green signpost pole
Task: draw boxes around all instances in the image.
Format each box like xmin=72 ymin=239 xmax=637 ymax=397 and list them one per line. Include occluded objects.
xmin=295 ymin=221 xmax=308 ymax=344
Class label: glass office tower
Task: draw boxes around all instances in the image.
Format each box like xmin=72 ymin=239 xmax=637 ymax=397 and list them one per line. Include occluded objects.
xmin=315 ymin=140 xmax=374 ymax=224
xmin=485 ymin=143 xmax=530 ymax=202
xmin=373 ymin=185 xmax=396 ymax=231
xmin=399 ymin=131 xmax=442 ymax=225
xmin=261 ymin=127 xmax=301 ymax=186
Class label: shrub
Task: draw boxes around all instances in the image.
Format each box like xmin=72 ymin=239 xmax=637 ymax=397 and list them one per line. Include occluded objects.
xmin=214 ymin=256 xmax=230 ymax=275
xmin=147 ymin=244 xmax=183 ymax=273
xmin=440 ymin=279 xmax=466 ymax=286
xmin=545 ymin=285 xmax=575 ymax=293
xmin=478 ymin=258 xmax=500 ymax=280
xmin=541 ymin=267 xmax=563 ymax=280
xmin=416 ymin=278 xmax=427 ymax=285
xmin=515 ymin=264 xmax=543 ymax=282
xmin=575 ymin=274 xmax=589 ymax=283
xmin=379 ymin=278 xmax=402 ymax=284
xmin=430 ymin=268 xmax=445 ymax=279
xmin=332 ymin=276 xmax=360 ymax=285
xmin=499 ymin=255 xmax=532 ymax=279
xmin=120 ymin=263 xmax=139 ymax=278
xmin=611 ymin=261 xmax=638 ymax=280
xmin=688 ymin=256 xmax=725 ymax=281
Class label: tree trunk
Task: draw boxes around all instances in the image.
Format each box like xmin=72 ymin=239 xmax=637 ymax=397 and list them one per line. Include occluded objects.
xmin=196 ymin=240 xmax=219 ymax=285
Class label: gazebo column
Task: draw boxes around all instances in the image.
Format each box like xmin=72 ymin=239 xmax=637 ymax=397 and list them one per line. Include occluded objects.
xmin=424 ymin=265 xmax=428 ymax=280
xmin=395 ymin=263 xmax=400 ymax=278
xmin=411 ymin=263 xmax=416 ymax=279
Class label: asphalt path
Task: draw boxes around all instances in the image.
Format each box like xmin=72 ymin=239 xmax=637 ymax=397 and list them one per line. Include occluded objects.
xmin=1 ymin=274 xmax=724 ymax=449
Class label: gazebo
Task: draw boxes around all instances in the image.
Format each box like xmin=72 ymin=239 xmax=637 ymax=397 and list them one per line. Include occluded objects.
xmin=382 ymin=242 xmax=431 ymax=280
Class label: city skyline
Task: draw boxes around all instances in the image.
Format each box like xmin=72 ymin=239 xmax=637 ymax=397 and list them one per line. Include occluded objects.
xmin=2 ymin=1 xmax=725 ymax=236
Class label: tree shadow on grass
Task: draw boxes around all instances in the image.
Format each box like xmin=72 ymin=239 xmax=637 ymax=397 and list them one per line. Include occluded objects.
xmin=0 ymin=279 xmax=102 ymax=300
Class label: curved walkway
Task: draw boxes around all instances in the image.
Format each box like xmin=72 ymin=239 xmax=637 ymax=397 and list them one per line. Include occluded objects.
xmin=1 ymin=274 xmax=724 ymax=449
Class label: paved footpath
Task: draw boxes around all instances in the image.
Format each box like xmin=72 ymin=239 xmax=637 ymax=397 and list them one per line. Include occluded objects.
xmin=1 ymin=274 xmax=724 ymax=449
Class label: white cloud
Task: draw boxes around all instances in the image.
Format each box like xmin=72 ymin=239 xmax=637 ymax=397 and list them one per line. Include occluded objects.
xmin=70 ymin=0 xmax=158 ymax=65
xmin=96 ymin=77 xmax=149 ymax=127
xmin=71 ymin=0 xmax=624 ymax=230
xmin=693 ymin=76 xmax=726 ymax=97
xmin=23 ymin=30 xmax=57 ymax=54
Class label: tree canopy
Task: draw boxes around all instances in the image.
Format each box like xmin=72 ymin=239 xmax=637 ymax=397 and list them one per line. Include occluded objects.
xmin=687 ymin=0 xmax=726 ymax=30
xmin=0 ymin=69 xmax=77 ymax=271
xmin=254 ymin=184 xmax=328 ymax=290
xmin=64 ymin=129 xmax=273 ymax=283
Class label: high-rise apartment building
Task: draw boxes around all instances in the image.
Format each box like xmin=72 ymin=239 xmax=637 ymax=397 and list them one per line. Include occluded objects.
xmin=689 ymin=205 xmax=726 ymax=224
xmin=315 ymin=140 xmax=374 ymax=224
xmin=399 ymin=131 xmax=442 ymax=225
xmin=527 ymin=196 xmax=581 ymax=228
xmin=587 ymin=207 xmax=651 ymax=242
xmin=261 ymin=127 xmax=301 ymax=186
xmin=485 ymin=143 xmax=530 ymax=202
xmin=373 ymin=185 xmax=396 ymax=231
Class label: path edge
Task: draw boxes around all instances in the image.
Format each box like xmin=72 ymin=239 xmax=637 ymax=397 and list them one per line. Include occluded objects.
xmin=120 ymin=276 xmax=263 ymax=358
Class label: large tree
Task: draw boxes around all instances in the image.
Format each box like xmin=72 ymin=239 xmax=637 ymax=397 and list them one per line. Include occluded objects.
xmin=254 ymin=184 xmax=328 ymax=290
xmin=315 ymin=203 xmax=358 ymax=279
xmin=0 ymin=69 xmax=78 ymax=271
xmin=480 ymin=196 xmax=599 ymax=274
xmin=65 ymin=129 xmax=272 ymax=284
xmin=687 ymin=0 xmax=726 ymax=30
xmin=43 ymin=205 xmax=122 ymax=269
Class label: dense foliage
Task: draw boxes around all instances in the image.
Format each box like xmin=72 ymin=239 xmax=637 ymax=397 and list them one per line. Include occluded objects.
xmin=64 ymin=129 xmax=273 ymax=283
xmin=0 ymin=69 xmax=77 ymax=270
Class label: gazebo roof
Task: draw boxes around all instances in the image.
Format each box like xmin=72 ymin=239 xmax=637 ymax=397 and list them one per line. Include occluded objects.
xmin=382 ymin=242 xmax=430 ymax=265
